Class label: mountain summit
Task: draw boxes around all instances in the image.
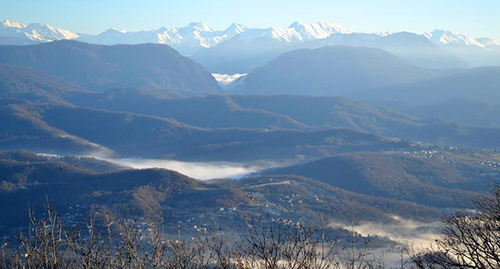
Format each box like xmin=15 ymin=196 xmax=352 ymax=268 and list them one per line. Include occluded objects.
xmin=240 ymin=46 xmax=436 ymax=96
xmin=289 ymin=21 xmax=349 ymax=39
xmin=0 ymin=20 xmax=78 ymax=43
xmin=424 ymin=30 xmax=488 ymax=48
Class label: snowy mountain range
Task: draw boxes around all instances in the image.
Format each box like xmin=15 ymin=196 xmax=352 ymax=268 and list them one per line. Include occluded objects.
xmin=0 ymin=19 xmax=77 ymax=44
xmin=77 ymin=22 xmax=248 ymax=55
xmin=2 ymin=19 xmax=498 ymax=51
xmin=232 ymin=22 xmax=349 ymax=43
xmin=76 ymin=21 xmax=351 ymax=55
xmin=2 ymin=19 xmax=500 ymax=70
xmin=424 ymin=30 xmax=500 ymax=48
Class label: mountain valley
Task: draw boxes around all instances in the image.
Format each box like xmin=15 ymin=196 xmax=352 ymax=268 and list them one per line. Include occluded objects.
xmin=1 ymin=18 xmax=500 ymax=265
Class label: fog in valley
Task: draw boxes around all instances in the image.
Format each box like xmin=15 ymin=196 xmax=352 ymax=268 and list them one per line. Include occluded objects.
xmin=2 ymin=3 xmax=500 ymax=267
xmin=106 ymin=157 xmax=263 ymax=180
xmin=333 ymin=216 xmax=440 ymax=248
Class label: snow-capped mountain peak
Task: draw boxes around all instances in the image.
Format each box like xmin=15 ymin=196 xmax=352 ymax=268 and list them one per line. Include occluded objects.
xmin=107 ymin=28 xmax=127 ymax=34
xmin=288 ymin=21 xmax=349 ymax=39
xmin=185 ymin=22 xmax=213 ymax=33
xmin=25 ymin=23 xmax=78 ymax=41
xmin=233 ymin=21 xmax=349 ymax=44
xmin=233 ymin=27 xmax=297 ymax=43
xmin=225 ymin=23 xmax=248 ymax=35
xmin=475 ymin=37 xmax=500 ymax=48
xmin=424 ymin=29 xmax=486 ymax=48
xmin=0 ymin=19 xmax=78 ymax=42
xmin=2 ymin=19 xmax=26 ymax=28
xmin=78 ymin=22 xmax=250 ymax=55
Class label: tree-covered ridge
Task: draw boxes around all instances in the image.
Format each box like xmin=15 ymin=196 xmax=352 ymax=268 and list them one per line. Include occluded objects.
xmin=0 ymin=41 xmax=221 ymax=94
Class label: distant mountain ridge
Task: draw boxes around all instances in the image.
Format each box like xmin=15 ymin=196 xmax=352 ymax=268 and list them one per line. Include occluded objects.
xmin=233 ymin=46 xmax=500 ymax=107
xmin=0 ymin=19 xmax=78 ymax=45
xmin=3 ymin=19 xmax=497 ymax=49
xmin=190 ymin=30 xmax=470 ymax=73
xmin=238 ymin=46 xmax=438 ymax=96
xmin=375 ymin=66 xmax=500 ymax=104
xmin=78 ymin=22 xmax=249 ymax=55
xmin=2 ymin=19 xmax=499 ymax=69
xmin=0 ymin=41 xmax=221 ymax=93
xmin=425 ymin=30 xmax=499 ymax=48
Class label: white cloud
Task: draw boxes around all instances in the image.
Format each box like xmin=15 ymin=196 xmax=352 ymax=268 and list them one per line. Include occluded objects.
xmin=212 ymin=73 xmax=247 ymax=89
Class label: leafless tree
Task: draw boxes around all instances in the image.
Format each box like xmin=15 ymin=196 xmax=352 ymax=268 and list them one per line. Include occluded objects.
xmin=237 ymin=216 xmax=342 ymax=269
xmin=339 ymin=221 xmax=371 ymax=269
xmin=1 ymin=200 xmax=406 ymax=269
xmin=410 ymin=184 xmax=500 ymax=269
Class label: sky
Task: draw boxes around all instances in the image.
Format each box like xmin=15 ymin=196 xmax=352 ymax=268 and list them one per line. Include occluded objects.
xmin=1 ymin=0 xmax=500 ymax=39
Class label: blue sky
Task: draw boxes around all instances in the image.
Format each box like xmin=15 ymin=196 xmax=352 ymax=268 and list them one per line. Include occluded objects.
xmin=1 ymin=0 xmax=499 ymax=39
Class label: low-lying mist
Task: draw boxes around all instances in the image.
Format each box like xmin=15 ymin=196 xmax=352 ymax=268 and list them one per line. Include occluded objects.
xmin=331 ymin=215 xmax=440 ymax=265
xmin=331 ymin=215 xmax=440 ymax=247
xmin=107 ymin=158 xmax=262 ymax=180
